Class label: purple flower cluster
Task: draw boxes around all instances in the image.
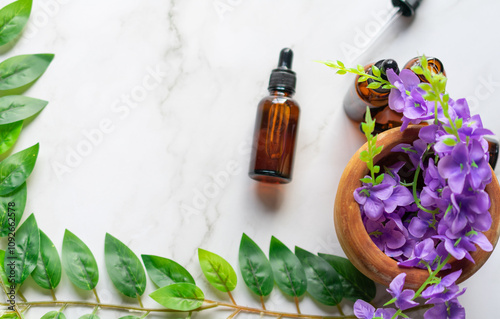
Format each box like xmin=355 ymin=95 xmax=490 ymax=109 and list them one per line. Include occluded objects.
xmin=353 ymin=272 xmax=466 ymax=319
xmin=353 ymin=67 xmax=495 ymax=318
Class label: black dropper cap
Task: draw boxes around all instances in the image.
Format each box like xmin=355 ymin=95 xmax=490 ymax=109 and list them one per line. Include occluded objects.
xmin=268 ymin=48 xmax=296 ymax=93
xmin=392 ymin=0 xmax=422 ymax=17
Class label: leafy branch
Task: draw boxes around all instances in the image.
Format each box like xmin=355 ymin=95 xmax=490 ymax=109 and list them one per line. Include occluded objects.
xmin=319 ymin=60 xmax=395 ymax=90
xmin=1 ymin=225 xmax=381 ymax=318
xmin=359 ymin=108 xmax=384 ymax=185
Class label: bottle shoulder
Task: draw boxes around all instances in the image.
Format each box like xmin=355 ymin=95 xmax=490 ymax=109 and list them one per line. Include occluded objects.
xmin=258 ymin=94 xmax=300 ymax=107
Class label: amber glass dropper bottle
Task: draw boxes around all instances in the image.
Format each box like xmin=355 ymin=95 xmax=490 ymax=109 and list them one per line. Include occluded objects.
xmin=249 ymin=48 xmax=300 ymax=184
xmin=343 ymin=59 xmax=400 ymax=122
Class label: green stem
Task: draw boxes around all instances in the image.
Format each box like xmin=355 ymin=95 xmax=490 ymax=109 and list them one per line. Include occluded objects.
xmin=412 ymin=164 xmax=439 ymax=215
xmin=92 ymin=288 xmax=100 ymax=304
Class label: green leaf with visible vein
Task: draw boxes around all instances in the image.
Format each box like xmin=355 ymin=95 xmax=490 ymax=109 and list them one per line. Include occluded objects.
xmin=150 ymin=282 xmax=204 ymax=311
xmin=0 ymin=250 xmax=12 ymax=290
xmin=198 ymin=248 xmax=237 ymax=292
xmin=239 ymin=233 xmax=274 ymax=296
xmin=141 ymin=254 xmax=194 ymax=287
xmin=0 ymin=54 xmax=54 ymax=91
xmin=41 ymin=311 xmax=66 ymax=319
xmin=319 ymin=253 xmax=376 ymax=302
xmin=0 ymin=96 xmax=48 ymax=125
xmin=62 ymin=230 xmax=99 ymax=290
xmin=0 ymin=182 xmax=26 ymax=237
xmin=295 ymin=247 xmax=343 ymax=306
xmin=269 ymin=236 xmax=307 ymax=297
xmin=0 ymin=0 xmax=32 ymax=46
xmin=0 ymin=143 xmax=38 ymax=195
xmin=4 ymin=213 xmax=39 ymax=284
xmin=31 ymin=230 xmax=62 ymax=289
xmin=0 ymin=121 xmax=22 ymax=155
xmin=104 ymin=233 xmax=146 ymax=298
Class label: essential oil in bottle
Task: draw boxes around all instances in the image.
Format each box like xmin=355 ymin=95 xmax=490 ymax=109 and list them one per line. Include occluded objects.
xmin=249 ymin=48 xmax=300 ymax=184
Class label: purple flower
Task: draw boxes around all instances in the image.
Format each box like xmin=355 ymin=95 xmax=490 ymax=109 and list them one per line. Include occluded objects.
xmin=355 ymin=182 xmax=394 ymax=220
xmin=437 ymin=142 xmax=470 ymax=194
xmin=392 ymin=139 xmax=427 ymax=171
xmin=468 ymin=139 xmax=492 ymax=190
xmin=387 ymin=69 xmax=421 ymax=113
xmin=366 ymin=219 xmax=406 ymax=254
xmin=386 ymin=273 xmax=419 ymax=311
xmin=353 ymin=300 xmax=397 ymax=319
xmin=424 ymin=299 xmax=465 ymax=319
xmin=398 ymin=238 xmax=437 ymax=269
xmin=422 ymin=270 xmax=462 ymax=299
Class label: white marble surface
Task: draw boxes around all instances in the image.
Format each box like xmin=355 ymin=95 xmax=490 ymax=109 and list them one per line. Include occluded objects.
xmin=2 ymin=0 xmax=500 ymax=317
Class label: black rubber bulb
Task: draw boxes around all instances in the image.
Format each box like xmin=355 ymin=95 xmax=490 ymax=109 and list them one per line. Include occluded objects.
xmin=277 ymin=48 xmax=293 ymax=70
xmin=380 ymin=59 xmax=400 ymax=80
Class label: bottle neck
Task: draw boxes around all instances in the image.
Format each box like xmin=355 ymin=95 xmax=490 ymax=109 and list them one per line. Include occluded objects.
xmin=268 ymin=89 xmax=294 ymax=97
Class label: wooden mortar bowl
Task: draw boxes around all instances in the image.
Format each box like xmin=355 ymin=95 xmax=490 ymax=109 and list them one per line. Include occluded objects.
xmin=334 ymin=125 xmax=500 ymax=289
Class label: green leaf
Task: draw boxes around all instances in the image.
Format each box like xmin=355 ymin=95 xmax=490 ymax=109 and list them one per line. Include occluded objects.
xmin=0 ymin=54 xmax=54 ymax=91
xmin=443 ymin=125 xmax=455 ymax=135
xmin=0 ymin=250 xmax=12 ymax=290
xmin=336 ymin=69 xmax=346 ymax=75
xmin=336 ymin=60 xmax=344 ymax=68
xmin=104 ymin=233 xmax=146 ymax=298
xmin=31 ymin=230 xmax=62 ymax=289
xmin=455 ymin=118 xmax=463 ymax=129
xmin=319 ymin=253 xmax=376 ymax=302
xmin=4 ymin=213 xmax=39 ymax=284
xmin=0 ymin=182 xmax=26 ymax=237
xmin=375 ymin=174 xmax=385 ymax=185
xmin=423 ymin=93 xmax=437 ymax=101
xmin=356 ymin=64 xmax=365 ymax=73
xmin=61 ymin=230 xmax=99 ymax=290
xmin=373 ymin=145 xmax=383 ymax=157
xmin=418 ymin=83 xmax=432 ymax=91
xmin=142 ymin=254 xmax=194 ymax=287
xmin=295 ymin=247 xmax=343 ymax=306
xmin=0 ymin=143 xmax=39 ymax=195
xmin=411 ymin=65 xmax=424 ymax=75
xmin=41 ymin=311 xmax=66 ymax=319
xmin=79 ymin=315 xmax=99 ymax=319
xmin=238 ymin=233 xmax=274 ymax=297
xmin=0 ymin=313 xmax=18 ymax=319
xmin=150 ymin=282 xmax=204 ymax=311
xmin=0 ymin=121 xmax=22 ymax=155
xmin=198 ymin=248 xmax=237 ymax=292
xmin=373 ymin=165 xmax=380 ymax=174
xmin=269 ymin=236 xmax=307 ymax=297
xmin=443 ymin=138 xmax=457 ymax=146
xmin=0 ymin=96 xmax=48 ymax=125
xmin=0 ymin=0 xmax=32 ymax=47
xmin=118 ymin=317 xmax=140 ymax=319
xmin=357 ymin=76 xmax=368 ymax=82
xmin=366 ymin=81 xmax=382 ymax=89
xmin=371 ymin=65 xmax=381 ymax=77
xmin=359 ymin=177 xmax=372 ymax=184
xmin=381 ymin=84 xmax=393 ymax=90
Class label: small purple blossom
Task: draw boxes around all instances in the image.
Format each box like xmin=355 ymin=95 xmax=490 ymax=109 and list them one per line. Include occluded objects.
xmin=437 ymin=142 xmax=470 ymax=194
xmin=353 ymin=300 xmax=397 ymax=319
xmin=424 ymin=299 xmax=465 ymax=319
xmin=386 ymin=273 xmax=419 ymax=311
